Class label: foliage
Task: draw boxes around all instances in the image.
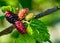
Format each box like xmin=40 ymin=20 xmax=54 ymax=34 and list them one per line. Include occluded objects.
xmin=18 ymin=0 xmax=32 ymax=10
xmin=1 ymin=6 xmax=17 ymax=13
xmin=0 ymin=0 xmax=7 ymax=7
xmin=27 ymin=18 xmax=51 ymax=43
xmin=0 ymin=0 xmax=60 ymax=43
xmin=9 ymin=18 xmax=51 ymax=43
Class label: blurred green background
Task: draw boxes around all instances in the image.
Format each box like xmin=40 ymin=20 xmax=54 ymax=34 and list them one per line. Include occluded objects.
xmin=0 ymin=0 xmax=60 ymax=43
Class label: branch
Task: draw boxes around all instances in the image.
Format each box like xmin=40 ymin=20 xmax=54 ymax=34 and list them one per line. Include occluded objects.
xmin=0 ymin=6 xmax=60 ymax=36
xmin=35 ymin=6 xmax=60 ymax=18
xmin=0 ymin=25 xmax=15 ymax=36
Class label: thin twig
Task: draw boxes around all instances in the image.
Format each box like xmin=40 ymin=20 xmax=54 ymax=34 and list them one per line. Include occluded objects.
xmin=0 ymin=25 xmax=15 ymax=36
xmin=0 ymin=6 xmax=60 ymax=36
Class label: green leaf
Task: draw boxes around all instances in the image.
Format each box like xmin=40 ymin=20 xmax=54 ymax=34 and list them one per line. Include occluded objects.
xmin=15 ymin=33 xmax=36 ymax=43
xmin=0 ymin=16 xmax=5 ymax=26
xmin=18 ymin=4 xmax=23 ymax=10
xmin=11 ymin=28 xmax=36 ymax=43
xmin=1 ymin=3 xmax=23 ymax=14
xmin=11 ymin=30 xmax=20 ymax=38
xmin=19 ymin=0 xmax=32 ymax=10
xmin=27 ymin=18 xmax=51 ymax=43
xmin=0 ymin=15 xmax=5 ymax=19
xmin=1 ymin=6 xmax=16 ymax=13
xmin=0 ymin=0 xmax=7 ymax=7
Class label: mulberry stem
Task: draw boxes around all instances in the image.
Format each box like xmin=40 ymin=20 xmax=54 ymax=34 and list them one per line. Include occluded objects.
xmin=0 ymin=25 xmax=15 ymax=36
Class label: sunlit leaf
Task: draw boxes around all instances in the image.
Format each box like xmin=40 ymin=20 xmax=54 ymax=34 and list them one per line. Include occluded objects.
xmin=27 ymin=18 xmax=51 ymax=43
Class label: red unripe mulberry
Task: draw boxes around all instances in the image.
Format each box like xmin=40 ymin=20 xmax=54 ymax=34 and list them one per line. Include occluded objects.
xmin=14 ymin=21 xmax=26 ymax=34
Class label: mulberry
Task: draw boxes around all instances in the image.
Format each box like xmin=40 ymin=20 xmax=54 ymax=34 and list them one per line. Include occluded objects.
xmin=14 ymin=21 xmax=26 ymax=34
xmin=5 ymin=10 xmax=18 ymax=23
xmin=18 ymin=8 xmax=29 ymax=20
xmin=25 ymin=13 xmax=35 ymax=21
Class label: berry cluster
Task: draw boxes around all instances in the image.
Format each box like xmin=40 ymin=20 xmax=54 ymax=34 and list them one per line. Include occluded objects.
xmin=5 ymin=8 xmax=34 ymax=34
xmin=5 ymin=9 xmax=27 ymax=34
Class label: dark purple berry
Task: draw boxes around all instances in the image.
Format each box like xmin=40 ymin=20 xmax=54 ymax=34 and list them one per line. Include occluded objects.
xmin=5 ymin=10 xmax=18 ymax=23
xmin=14 ymin=21 xmax=26 ymax=34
